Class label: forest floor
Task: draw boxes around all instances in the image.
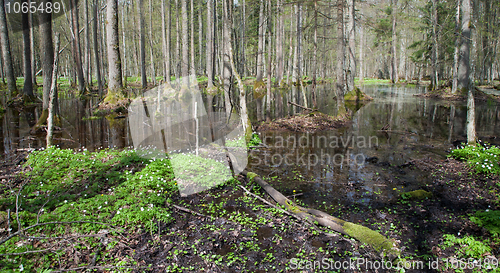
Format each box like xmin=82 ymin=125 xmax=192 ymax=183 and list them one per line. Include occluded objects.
xmin=0 ymin=145 xmax=499 ymax=272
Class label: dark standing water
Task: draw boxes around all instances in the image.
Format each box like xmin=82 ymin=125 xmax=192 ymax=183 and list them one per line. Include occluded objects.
xmin=1 ymin=85 xmax=499 ymax=215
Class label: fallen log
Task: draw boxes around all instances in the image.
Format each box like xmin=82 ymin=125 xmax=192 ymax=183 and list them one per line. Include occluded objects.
xmin=243 ymin=171 xmax=400 ymax=258
xmin=287 ymin=101 xmax=313 ymax=111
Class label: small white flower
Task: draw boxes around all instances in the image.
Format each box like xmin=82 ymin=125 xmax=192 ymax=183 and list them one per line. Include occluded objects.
xmin=141 ymin=207 xmax=144 ymax=211
xmin=98 ymin=206 xmax=102 ymax=210
xmin=64 ymin=200 xmax=68 ymax=203
xmin=117 ymin=210 xmax=120 ymax=214
xmin=105 ymin=201 xmax=108 ymax=205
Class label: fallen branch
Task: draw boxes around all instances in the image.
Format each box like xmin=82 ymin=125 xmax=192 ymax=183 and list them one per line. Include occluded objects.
xmin=287 ymin=101 xmax=313 ymax=111
xmin=172 ymin=204 xmax=213 ymax=219
xmin=243 ymin=171 xmax=400 ymax=257
xmin=0 ymin=248 xmax=54 ymax=256
xmin=0 ymin=221 xmax=113 ymax=246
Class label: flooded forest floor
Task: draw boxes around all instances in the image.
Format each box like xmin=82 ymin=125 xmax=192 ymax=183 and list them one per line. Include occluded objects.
xmin=0 ymin=147 xmax=498 ymax=272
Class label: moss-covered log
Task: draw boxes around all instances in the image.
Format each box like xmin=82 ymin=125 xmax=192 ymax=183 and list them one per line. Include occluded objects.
xmin=244 ymin=171 xmax=400 ymax=257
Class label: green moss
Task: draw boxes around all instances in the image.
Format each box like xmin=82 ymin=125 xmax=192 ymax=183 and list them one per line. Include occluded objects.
xmin=253 ymin=80 xmax=266 ymax=99
xmin=344 ymin=87 xmax=373 ymax=101
xmin=400 ymin=189 xmax=432 ymax=200
xmin=103 ymin=90 xmax=126 ymax=104
xmin=246 ymin=172 xmax=258 ymax=182
xmin=343 ymin=222 xmax=400 ymax=256
xmin=35 ymin=109 xmax=49 ymax=126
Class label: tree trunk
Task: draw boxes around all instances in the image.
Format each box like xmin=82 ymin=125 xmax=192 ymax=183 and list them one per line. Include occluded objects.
xmin=22 ymin=3 xmax=34 ymax=98
xmin=431 ymin=0 xmax=438 ymax=89
xmin=181 ymin=0 xmax=189 ymax=80
xmin=47 ymin=34 xmax=60 ymax=147
xmin=275 ymin=0 xmax=283 ymax=85
xmin=336 ymin=0 xmax=346 ymax=117
xmin=93 ymin=0 xmax=103 ymax=96
xmin=266 ymin=0 xmax=272 ymax=122
xmin=37 ymin=0 xmax=54 ymax=126
xmin=121 ymin=3 xmax=127 ymax=83
xmin=106 ymin=0 xmax=123 ymax=97
xmin=29 ymin=11 xmax=36 ymax=87
xmin=458 ymin=0 xmax=471 ymax=91
xmin=241 ymin=0 xmax=246 ymax=77
xmin=174 ymin=0 xmax=180 ymax=81
xmin=206 ymin=0 xmax=214 ymax=89
xmin=311 ymin=0 xmax=318 ymax=108
xmin=452 ymin=0 xmax=460 ymax=94
xmin=359 ymin=23 xmax=364 ymax=83
xmin=138 ymin=0 xmax=147 ymax=88
xmin=190 ymin=0 xmax=195 ymax=75
xmin=256 ymin=0 xmax=265 ymax=82
xmin=222 ymin=0 xmax=251 ymax=140
xmin=70 ymin=0 xmax=86 ymax=94
xmin=84 ymin=0 xmax=90 ymax=84
xmin=198 ymin=0 xmax=203 ymax=75
xmin=346 ymin=0 xmax=355 ymax=92
xmin=222 ymin=0 xmax=232 ymax=119
xmin=458 ymin=0 xmax=476 ymax=144
xmin=161 ymin=0 xmax=170 ymax=84
xmin=390 ymin=0 xmax=398 ymax=84
xmin=149 ymin=0 xmax=156 ymax=86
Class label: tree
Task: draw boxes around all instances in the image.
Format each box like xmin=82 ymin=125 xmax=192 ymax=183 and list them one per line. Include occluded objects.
xmin=93 ymin=0 xmax=103 ymax=96
xmin=149 ymin=0 xmax=156 ymax=86
xmin=390 ymin=0 xmax=398 ymax=83
xmin=346 ymin=0 xmax=356 ymax=92
xmin=430 ymin=0 xmax=439 ymax=89
xmin=181 ymin=0 xmax=189 ymax=80
xmin=451 ymin=0 xmax=460 ymax=94
xmin=161 ymin=0 xmax=171 ymax=84
xmin=457 ymin=0 xmax=476 ymax=144
xmin=222 ymin=0 xmax=251 ymax=140
xmin=275 ymin=0 xmax=284 ymax=85
xmin=206 ymin=0 xmax=214 ymax=91
xmin=36 ymin=0 xmax=56 ymax=126
xmin=138 ymin=0 xmax=147 ymax=88
xmin=47 ymin=34 xmax=60 ymax=147
xmin=70 ymin=0 xmax=86 ymax=94
xmin=21 ymin=0 xmax=35 ymax=99
xmin=336 ymin=0 xmax=347 ymax=117
xmin=105 ymin=0 xmax=124 ymax=99
xmin=0 ymin=0 xmax=17 ymax=96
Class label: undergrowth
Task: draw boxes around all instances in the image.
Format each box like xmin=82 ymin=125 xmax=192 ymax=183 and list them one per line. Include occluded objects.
xmin=450 ymin=144 xmax=500 ymax=175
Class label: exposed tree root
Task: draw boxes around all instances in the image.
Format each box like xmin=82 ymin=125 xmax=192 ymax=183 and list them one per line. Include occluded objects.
xmin=243 ymin=171 xmax=401 ymax=259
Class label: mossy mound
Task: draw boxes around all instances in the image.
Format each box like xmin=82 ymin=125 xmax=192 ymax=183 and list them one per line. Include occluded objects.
xmin=344 ymin=87 xmax=373 ymax=102
xmin=400 ymin=189 xmax=432 ymax=200
xmin=343 ymin=222 xmax=400 ymax=257
xmin=256 ymin=111 xmax=350 ymax=133
xmin=253 ymin=80 xmax=266 ymax=99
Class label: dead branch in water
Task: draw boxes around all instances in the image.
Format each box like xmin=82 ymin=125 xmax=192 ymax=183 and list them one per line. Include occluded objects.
xmin=287 ymin=101 xmax=313 ymax=111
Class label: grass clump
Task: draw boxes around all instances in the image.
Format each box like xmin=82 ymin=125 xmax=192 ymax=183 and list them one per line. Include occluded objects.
xmin=450 ymin=144 xmax=500 ymax=175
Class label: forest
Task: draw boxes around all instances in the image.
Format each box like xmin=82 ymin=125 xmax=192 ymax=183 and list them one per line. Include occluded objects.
xmin=0 ymin=0 xmax=500 ymax=271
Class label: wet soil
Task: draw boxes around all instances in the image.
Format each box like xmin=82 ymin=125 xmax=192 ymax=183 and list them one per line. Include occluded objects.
xmin=256 ymin=111 xmax=351 ymax=133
